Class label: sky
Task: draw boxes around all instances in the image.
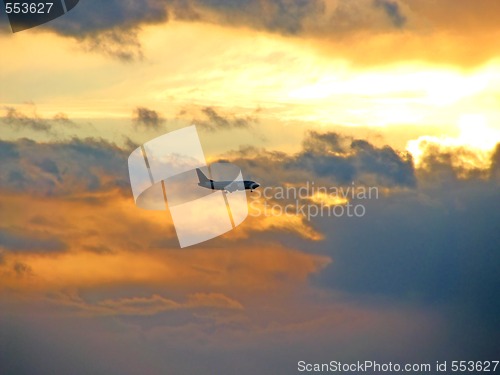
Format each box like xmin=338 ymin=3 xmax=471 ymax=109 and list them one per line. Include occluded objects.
xmin=0 ymin=1 xmax=499 ymax=374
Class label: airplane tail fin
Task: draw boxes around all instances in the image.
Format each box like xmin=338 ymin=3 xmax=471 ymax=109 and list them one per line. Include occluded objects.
xmin=196 ymin=168 xmax=210 ymax=184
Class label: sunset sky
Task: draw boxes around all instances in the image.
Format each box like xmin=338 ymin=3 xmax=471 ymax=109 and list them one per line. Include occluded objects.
xmin=1 ymin=1 xmax=499 ymax=374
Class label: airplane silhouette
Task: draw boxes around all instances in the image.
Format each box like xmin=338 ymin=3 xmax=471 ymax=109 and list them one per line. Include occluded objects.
xmin=196 ymin=168 xmax=260 ymax=193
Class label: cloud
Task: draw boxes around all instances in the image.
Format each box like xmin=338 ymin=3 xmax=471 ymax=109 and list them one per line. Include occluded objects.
xmin=132 ymin=107 xmax=165 ymax=130
xmin=2 ymin=107 xmax=52 ymax=133
xmin=2 ymin=0 xmax=406 ymax=39
xmin=40 ymin=0 xmax=169 ymax=60
xmin=173 ymin=106 xmax=261 ymax=132
xmin=2 ymin=0 xmax=499 ymax=67
xmin=83 ymin=244 xmax=114 ymax=254
xmin=0 ymin=140 xmax=19 ymax=159
xmin=0 ymin=0 xmax=167 ymax=60
xmin=190 ymin=106 xmax=257 ymax=131
xmin=50 ymin=0 xmax=169 ymax=35
xmin=49 ymin=291 xmax=243 ymax=317
xmin=0 ymin=228 xmax=67 ymax=253
xmin=1 ymin=106 xmax=76 ymax=134
xmin=0 ymin=0 xmax=414 ymax=62
xmin=227 ymin=131 xmax=416 ymax=188
xmin=374 ymin=0 xmax=406 ymax=28
xmin=209 ymin=132 xmax=416 ymax=243
xmin=0 ymin=132 xmax=498 ymax=370
xmin=13 ymin=262 xmax=34 ymax=277
xmin=36 ymin=159 xmax=63 ymax=182
xmin=218 ymin=135 xmax=500 ymax=355
xmin=490 ymin=143 xmax=500 ymax=180
xmin=315 ymin=177 xmax=499 ymax=298
xmin=79 ymin=28 xmax=144 ymax=61
xmin=2 ymin=0 xmax=497 ymax=67
xmin=52 ymin=112 xmax=75 ymax=126
xmin=408 ymin=136 xmax=497 ymax=180
xmin=0 ymin=138 xmax=130 ymax=196
xmin=196 ymin=0 xmax=325 ymax=34
xmin=304 ymin=146 xmax=500 ymax=356
xmin=43 ymin=0 xmax=322 ymax=37
xmin=0 ymin=295 xmax=441 ymax=375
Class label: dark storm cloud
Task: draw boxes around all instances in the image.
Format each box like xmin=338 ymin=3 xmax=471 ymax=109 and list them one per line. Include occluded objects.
xmin=190 ymin=0 xmax=409 ymax=36
xmin=0 ymin=138 xmax=130 ymax=196
xmin=285 ymin=139 xmax=499 ymax=357
xmin=0 ymin=0 xmax=169 ymax=60
xmin=132 ymin=107 xmax=165 ymax=130
xmin=0 ymin=228 xmax=67 ymax=253
xmin=48 ymin=0 xmax=168 ymax=36
xmin=198 ymin=0 xmax=325 ymax=34
xmin=220 ymin=134 xmax=500 ymax=356
xmin=302 ymin=131 xmax=346 ymax=153
xmin=0 ymin=299 xmax=441 ymax=375
xmin=314 ymin=173 xmax=500 ymax=356
xmin=0 ymin=140 xmax=19 ymax=159
xmin=35 ymin=159 xmax=62 ymax=182
xmin=46 ymin=0 xmax=323 ymax=36
xmin=222 ymin=134 xmax=499 ymax=310
xmin=349 ymin=139 xmax=416 ymax=186
xmin=314 ymin=178 xmax=499 ymax=300
xmin=229 ymin=131 xmax=416 ymax=187
xmin=0 ymin=132 xmax=498 ymax=371
xmin=1 ymin=0 xmax=411 ymax=36
xmin=0 ymin=0 xmax=413 ymax=60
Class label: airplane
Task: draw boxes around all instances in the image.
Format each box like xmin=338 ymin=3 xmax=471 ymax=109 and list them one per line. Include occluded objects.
xmin=196 ymin=168 xmax=260 ymax=193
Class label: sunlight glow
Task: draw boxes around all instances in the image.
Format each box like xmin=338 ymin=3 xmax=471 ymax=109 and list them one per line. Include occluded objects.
xmin=309 ymin=192 xmax=349 ymax=207
xmin=406 ymin=113 xmax=500 ymax=170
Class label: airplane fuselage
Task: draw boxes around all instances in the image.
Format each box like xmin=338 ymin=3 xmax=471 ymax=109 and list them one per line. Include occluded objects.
xmin=198 ymin=180 xmax=260 ymax=192
xmin=196 ymin=168 xmax=260 ymax=192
